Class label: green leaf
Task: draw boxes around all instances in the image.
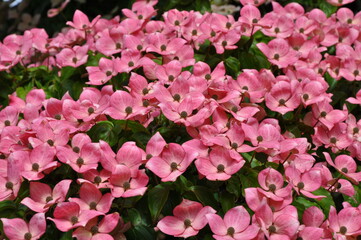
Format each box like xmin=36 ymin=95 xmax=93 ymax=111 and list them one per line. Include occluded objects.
xmin=148 ymin=184 xmax=170 ymax=222
xmin=88 ymin=121 xmax=118 ymax=146
xmin=0 ymin=201 xmax=17 ymax=218
xmin=194 ymin=0 xmax=211 ymax=13
xmin=113 ymin=120 xmax=149 ymax=134
xmin=124 ymin=225 xmax=155 ymax=240
xmin=226 ymin=175 xmax=242 ymax=198
xmin=313 ymin=188 xmax=334 ymax=215
xmin=190 ymin=186 xmax=218 ymax=209
xmin=292 ymin=196 xmax=319 ymax=221
xmin=60 ymin=231 xmax=73 ymax=240
xmin=225 ymin=56 xmax=241 ymax=78
xmin=127 ymin=208 xmax=143 ymax=226
xmin=219 ymin=191 xmax=236 ymax=213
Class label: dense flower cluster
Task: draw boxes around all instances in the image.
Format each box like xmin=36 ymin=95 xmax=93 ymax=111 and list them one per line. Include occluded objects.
xmin=0 ymin=0 xmax=360 ymax=239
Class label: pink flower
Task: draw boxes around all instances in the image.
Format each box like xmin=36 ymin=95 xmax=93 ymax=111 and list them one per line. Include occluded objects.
xmin=1 ymin=213 xmax=46 ymax=240
xmin=69 ymin=182 xmax=113 ymax=213
xmin=195 ymin=146 xmax=244 ymax=181
xmin=326 ymin=0 xmax=355 ymax=6
xmin=21 ymin=180 xmax=71 ymax=213
xmin=86 ymin=57 xmax=117 ymax=85
xmin=257 ymin=38 xmax=298 ymax=68
xmin=72 ymin=213 xmax=120 ymax=240
xmin=56 ymin=143 xmax=100 ymax=173
xmin=265 ymin=79 xmax=301 ymax=115
xmin=16 ymin=144 xmax=58 ymax=180
xmin=323 ymin=152 xmax=361 ymax=184
xmin=146 ymin=143 xmax=197 ymax=182
xmin=157 ymin=199 xmax=216 ymax=238
xmin=206 ymin=206 xmax=259 ymax=240
xmin=48 ymin=202 xmax=103 ymax=232
xmin=108 ymin=166 xmax=148 ymax=198
xmin=66 ymin=10 xmax=100 ymax=31
xmin=254 ymin=202 xmax=300 ymax=239
xmin=328 ymin=205 xmax=361 ymax=238
xmin=285 ymin=166 xmax=325 ymax=200
xmin=56 ymin=45 xmax=89 ymax=68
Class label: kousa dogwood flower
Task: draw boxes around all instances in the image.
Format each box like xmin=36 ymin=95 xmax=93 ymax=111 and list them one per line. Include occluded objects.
xmin=346 ymin=89 xmax=361 ymax=105
xmin=206 ymin=206 xmax=259 ymax=240
xmin=159 ymin=93 xmax=216 ymax=127
xmin=146 ymin=143 xmax=197 ymax=182
xmin=48 ymin=202 xmax=103 ymax=232
xmin=95 ymin=28 xmax=123 ymax=56
xmin=86 ymin=57 xmax=118 ymax=85
xmin=0 ymin=154 xmax=22 ymax=201
xmin=309 ymin=101 xmax=348 ymax=130
xmin=155 ymin=60 xmax=183 ymax=84
xmin=260 ymin=13 xmax=294 ymax=38
xmin=241 ymin=118 xmax=283 ymax=153
xmin=56 ymin=45 xmax=89 ymax=68
xmin=323 ymin=152 xmax=361 ymax=184
xmin=0 ymin=106 xmax=19 ymax=132
xmin=157 ymin=199 xmax=216 ymax=238
xmin=108 ymin=165 xmax=148 ymax=198
xmin=146 ymin=33 xmax=187 ymax=55
xmin=328 ymin=205 xmax=361 ymax=238
xmin=195 ymin=146 xmax=244 ymax=181
xmin=1 ymin=213 xmax=46 ymax=240
xmin=21 ymin=180 xmax=72 ymax=213
xmin=254 ymin=201 xmax=300 ymax=240
xmin=14 ymin=144 xmax=58 ymax=180
xmin=240 ymin=0 xmax=266 ymax=7
xmin=143 ymin=132 xmax=167 ymax=162
xmin=57 ymin=142 xmax=100 ymax=173
xmin=28 ymin=121 xmax=70 ymax=149
xmin=77 ymin=169 xmax=111 ymax=189
xmin=69 ymin=182 xmax=113 ymax=213
xmin=285 ymin=166 xmax=325 ymax=200
xmin=66 ymin=10 xmax=101 ymax=31
xmin=257 ymin=168 xmax=292 ymax=201
xmin=327 ymin=0 xmax=355 ymax=7
xmin=265 ymin=80 xmax=301 ymax=115
xmin=313 ymin=123 xmax=353 ymax=152
xmin=257 ymin=38 xmax=298 ymax=68
xmin=105 ymin=90 xmax=147 ymax=120
xmin=72 ymin=213 xmax=120 ymax=240
xmin=66 ymin=87 xmax=110 ymax=122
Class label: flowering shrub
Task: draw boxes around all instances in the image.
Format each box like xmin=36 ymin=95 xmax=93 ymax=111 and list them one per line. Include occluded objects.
xmin=0 ymin=0 xmax=361 ymax=239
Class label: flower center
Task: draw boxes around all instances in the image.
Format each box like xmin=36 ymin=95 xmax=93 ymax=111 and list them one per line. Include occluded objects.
xmin=73 ymin=146 xmax=80 ymax=153
xmin=339 ymin=226 xmax=347 ymax=235
xmin=123 ymin=181 xmax=131 ymax=190
xmin=146 ymin=154 xmax=153 ymax=160
xmin=170 ymin=162 xmax=178 ymax=171
xmin=217 ymin=164 xmax=225 ymax=173
xmin=71 ymin=216 xmax=79 ymax=225
xmin=76 ymin=157 xmax=84 ymax=166
xmin=184 ymin=219 xmax=192 ymax=228
xmin=297 ymin=182 xmax=305 ymax=189
xmin=90 ymin=226 xmax=99 ymax=235
xmin=94 ymin=176 xmax=102 ymax=184
xmin=46 ymin=196 xmax=53 ymax=203
xmin=269 ymin=225 xmax=276 ymax=233
xmin=341 ymin=167 xmax=348 ymax=173
xmin=180 ymin=111 xmax=187 ymax=119
xmin=88 ymin=107 xmax=95 ymax=114
xmin=32 ymin=163 xmax=40 ymax=172
xmin=125 ymin=106 xmax=133 ymax=114
xmin=4 ymin=120 xmax=10 ymax=126
xmin=268 ymin=184 xmax=276 ymax=192
xmin=173 ymin=94 xmax=181 ymax=102
xmin=227 ymin=227 xmax=235 ymax=236
xmin=5 ymin=181 xmax=13 ymax=190
xmin=24 ymin=232 xmax=32 ymax=240
xmin=89 ymin=201 xmax=97 ymax=210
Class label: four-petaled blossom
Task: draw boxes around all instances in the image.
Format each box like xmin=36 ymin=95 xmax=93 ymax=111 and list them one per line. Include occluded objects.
xmin=157 ymin=199 xmax=216 ymax=238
